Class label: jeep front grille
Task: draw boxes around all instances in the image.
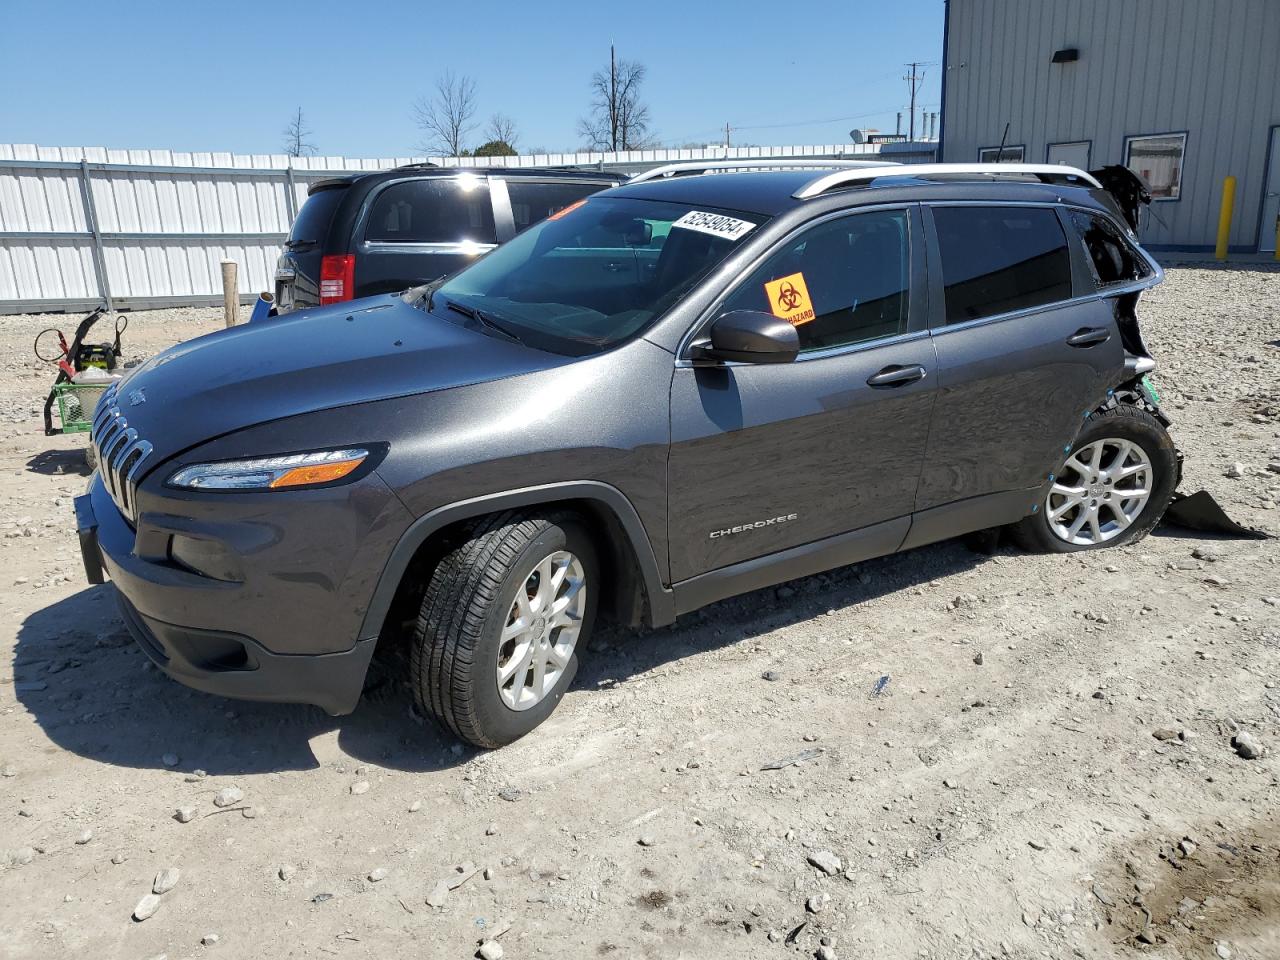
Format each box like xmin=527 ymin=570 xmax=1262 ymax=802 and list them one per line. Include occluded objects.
xmin=90 ymin=384 xmax=154 ymax=523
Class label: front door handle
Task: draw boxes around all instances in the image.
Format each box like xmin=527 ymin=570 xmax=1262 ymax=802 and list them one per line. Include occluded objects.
xmin=866 ymin=364 xmax=927 ymax=388
xmin=1066 ymin=326 xmax=1112 ymax=348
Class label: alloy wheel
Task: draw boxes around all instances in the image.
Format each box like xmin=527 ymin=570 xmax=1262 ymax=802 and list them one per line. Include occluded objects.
xmin=496 ymin=550 xmax=587 ymax=711
xmin=1046 ymin=437 xmax=1154 ymax=546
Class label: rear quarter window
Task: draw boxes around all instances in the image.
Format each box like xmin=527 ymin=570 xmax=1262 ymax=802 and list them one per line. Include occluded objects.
xmin=1067 ymin=210 xmax=1154 ymax=286
xmin=506 ymin=180 xmax=607 ymax=232
xmin=932 ymin=206 xmax=1072 ymax=325
xmin=365 ymin=178 xmax=497 ymax=244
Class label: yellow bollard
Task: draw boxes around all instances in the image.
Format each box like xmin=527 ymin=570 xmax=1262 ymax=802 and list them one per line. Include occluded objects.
xmin=1215 ymin=176 xmax=1236 ymax=261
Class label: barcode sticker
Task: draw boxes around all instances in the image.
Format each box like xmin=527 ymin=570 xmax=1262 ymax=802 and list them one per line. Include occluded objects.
xmin=671 ymin=210 xmax=755 ymax=241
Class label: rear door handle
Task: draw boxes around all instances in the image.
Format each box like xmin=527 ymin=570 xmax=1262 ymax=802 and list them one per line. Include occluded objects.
xmin=1066 ymin=326 xmax=1112 ymax=348
xmin=866 ymin=364 xmax=927 ymax=388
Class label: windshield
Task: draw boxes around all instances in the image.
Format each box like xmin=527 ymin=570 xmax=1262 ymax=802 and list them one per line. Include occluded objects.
xmin=433 ymin=197 xmax=766 ymax=355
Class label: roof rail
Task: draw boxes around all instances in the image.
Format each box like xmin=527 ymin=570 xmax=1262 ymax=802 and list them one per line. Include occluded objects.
xmin=792 ymin=163 xmax=1103 ymax=199
xmin=629 ymin=158 xmax=894 ymax=184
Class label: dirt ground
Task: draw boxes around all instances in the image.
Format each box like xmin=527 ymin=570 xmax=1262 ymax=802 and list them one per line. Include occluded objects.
xmin=1 ymin=266 xmax=1278 ymax=960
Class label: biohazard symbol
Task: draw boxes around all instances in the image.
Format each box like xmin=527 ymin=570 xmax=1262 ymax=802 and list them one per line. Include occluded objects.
xmin=764 ymin=271 xmax=815 ymax=326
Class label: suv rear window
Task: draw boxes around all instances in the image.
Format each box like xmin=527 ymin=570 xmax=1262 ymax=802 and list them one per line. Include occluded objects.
xmin=507 ymin=180 xmax=605 ymax=232
xmin=1067 ymin=210 xmax=1154 ymax=286
xmin=365 ymin=178 xmax=497 ymax=244
xmin=933 ymin=206 xmax=1072 ymax=325
xmin=288 ymin=185 xmax=347 ymax=245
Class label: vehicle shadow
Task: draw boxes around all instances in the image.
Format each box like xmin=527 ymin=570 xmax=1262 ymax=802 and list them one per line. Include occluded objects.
xmin=13 ymin=585 xmax=465 ymax=776
xmin=26 ymin=448 xmax=93 ymax=477
xmin=576 ymin=535 xmax=993 ymax=694
xmin=14 ymin=537 xmax=992 ymax=777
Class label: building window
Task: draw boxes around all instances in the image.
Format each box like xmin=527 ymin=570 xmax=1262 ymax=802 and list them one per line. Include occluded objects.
xmin=1124 ymin=132 xmax=1186 ymax=200
xmin=978 ymin=145 xmax=1025 ymax=163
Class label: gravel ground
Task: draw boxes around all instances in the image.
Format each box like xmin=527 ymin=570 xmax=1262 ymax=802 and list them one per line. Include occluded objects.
xmin=1 ymin=265 xmax=1278 ymax=960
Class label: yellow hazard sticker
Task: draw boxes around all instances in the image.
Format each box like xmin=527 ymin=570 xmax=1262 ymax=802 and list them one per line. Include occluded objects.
xmin=764 ymin=272 xmax=815 ymax=326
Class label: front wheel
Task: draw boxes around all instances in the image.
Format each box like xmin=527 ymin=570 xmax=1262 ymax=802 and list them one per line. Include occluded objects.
xmin=1012 ymin=403 xmax=1178 ymax=553
xmin=410 ymin=512 xmax=598 ymax=748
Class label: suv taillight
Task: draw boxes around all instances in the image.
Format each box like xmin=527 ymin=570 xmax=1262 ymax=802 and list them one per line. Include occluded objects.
xmin=319 ymin=254 xmax=355 ymax=304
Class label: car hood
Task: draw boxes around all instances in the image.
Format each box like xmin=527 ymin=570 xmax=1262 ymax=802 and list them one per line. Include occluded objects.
xmin=114 ymin=295 xmax=572 ymax=460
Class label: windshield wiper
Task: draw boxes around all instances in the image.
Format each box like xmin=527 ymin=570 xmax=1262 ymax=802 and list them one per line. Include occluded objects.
xmin=404 ymin=277 xmax=446 ymax=306
xmin=444 ymin=299 xmax=524 ymax=345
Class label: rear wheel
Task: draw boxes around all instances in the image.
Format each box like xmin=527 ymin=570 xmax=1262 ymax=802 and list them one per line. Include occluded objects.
xmin=410 ymin=512 xmax=598 ymax=748
xmin=1012 ymin=403 xmax=1177 ymax=553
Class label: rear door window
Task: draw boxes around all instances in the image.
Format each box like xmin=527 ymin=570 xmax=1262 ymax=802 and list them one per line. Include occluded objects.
xmin=721 ymin=209 xmax=911 ymax=352
xmin=932 ymin=206 xmax=1072 ymax=325
xmin=365 ymin=178 xmax=497 ymax=244
xmin=1067 ymin=210 xmax=1154 ymax=286
xmin=506 ymin=180 xmax=606 ymax=232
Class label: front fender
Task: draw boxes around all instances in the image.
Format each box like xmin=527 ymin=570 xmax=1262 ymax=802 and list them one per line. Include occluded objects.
xmin=358 ymin=480 xmax=676 ymax=640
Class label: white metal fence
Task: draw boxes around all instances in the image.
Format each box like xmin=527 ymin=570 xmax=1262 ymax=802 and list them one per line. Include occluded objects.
xmin=0 ymin=142 xmax=890 ymax=315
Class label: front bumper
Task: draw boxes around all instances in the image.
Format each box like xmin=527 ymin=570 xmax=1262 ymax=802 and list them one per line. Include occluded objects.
xmin=114 ymin=589 xmax=374 ymax=715
xmin=74 ymin=473 xmax=400 ymax=716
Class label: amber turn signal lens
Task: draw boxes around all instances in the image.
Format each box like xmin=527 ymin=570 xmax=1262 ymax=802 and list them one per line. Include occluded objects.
xmin=268 ymin=456 xmax=366 ymax=489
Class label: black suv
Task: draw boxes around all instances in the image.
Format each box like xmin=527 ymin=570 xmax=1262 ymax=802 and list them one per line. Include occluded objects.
xmin=275 ymin=166 xmax=626 ymax=311
xmin=78 ymin=160 xmax=1175 ymax=748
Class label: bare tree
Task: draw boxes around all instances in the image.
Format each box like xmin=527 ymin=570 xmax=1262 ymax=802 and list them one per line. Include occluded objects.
xmin=413 ymin=71 xmax=478 ymax=156
xmin=485 ymin=113 xmax=519 ymax=152
xmin=282 ymin=107 xmax=317 ymax=157
xmin=577 ymin=44 xmax=652 ymax=151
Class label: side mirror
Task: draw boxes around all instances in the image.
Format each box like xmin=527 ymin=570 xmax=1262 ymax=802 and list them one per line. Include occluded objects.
xmin=690 ymin=310 xmax=799 ymax=365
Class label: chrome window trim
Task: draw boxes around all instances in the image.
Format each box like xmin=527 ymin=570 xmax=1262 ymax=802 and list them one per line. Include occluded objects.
xmin=928 ymin=278 xmax=1163 ymax=338
xmin=675 ymin=201 xmax=917 ymax=363
xmin=359 ymin=241 xmax=498 ymax=255
xmin=673 ymin=328 xmax=931 ymax=369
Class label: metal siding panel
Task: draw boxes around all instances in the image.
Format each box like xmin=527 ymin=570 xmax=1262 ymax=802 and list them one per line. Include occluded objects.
xmin=0 ymin=243 xmax=17 ymax=299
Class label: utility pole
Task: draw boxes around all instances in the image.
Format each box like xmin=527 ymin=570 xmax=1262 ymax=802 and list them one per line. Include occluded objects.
xmin=724 ymin=122 xmax=732 ymax=149
xmin=903 ymin=62 xmax=924 ymax=141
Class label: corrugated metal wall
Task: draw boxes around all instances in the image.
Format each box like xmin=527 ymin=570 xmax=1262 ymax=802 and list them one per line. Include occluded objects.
xmin=0 ymin=142 xmax=886 ymax=314
xmin=941 ymin=0 xmax=1280 ymax=252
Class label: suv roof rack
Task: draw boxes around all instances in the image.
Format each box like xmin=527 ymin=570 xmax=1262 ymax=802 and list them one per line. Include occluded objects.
xmin=792 ymin=163 xmax=1102 ymax=199
xmin=628 ymin=158 xmax=894 ymax=184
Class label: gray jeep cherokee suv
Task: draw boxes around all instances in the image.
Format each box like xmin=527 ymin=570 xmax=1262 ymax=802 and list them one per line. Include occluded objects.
xmin=77 ymin=160 xmax=1174 ymax=748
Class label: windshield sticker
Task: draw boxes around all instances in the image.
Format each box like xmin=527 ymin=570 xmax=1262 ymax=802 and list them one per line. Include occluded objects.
xmin=671 ymin=210 xmax=755 ymax=241
xmin=547 ymin=198 xmax=588 ymax=221
xmin=765 ymin=272 xmax=815 ymax=326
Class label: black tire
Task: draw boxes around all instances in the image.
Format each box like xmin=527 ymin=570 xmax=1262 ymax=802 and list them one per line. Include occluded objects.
xmin=410 ymin=512 xmax=599 ymax=748
xmin=1011 ymin=403 xmax=1177 ymax=553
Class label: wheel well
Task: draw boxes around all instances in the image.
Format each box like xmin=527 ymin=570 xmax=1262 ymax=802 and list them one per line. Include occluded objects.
xmin=375 ymin=499 xmax=652 ymax=653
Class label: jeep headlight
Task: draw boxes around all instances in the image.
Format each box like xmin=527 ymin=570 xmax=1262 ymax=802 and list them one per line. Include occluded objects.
xmin=167 ymin=448 xmax=370 ymax=491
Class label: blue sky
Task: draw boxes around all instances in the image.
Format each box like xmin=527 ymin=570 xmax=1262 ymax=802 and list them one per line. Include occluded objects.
xmin=0 ymin=0 xmax=944 ymax=157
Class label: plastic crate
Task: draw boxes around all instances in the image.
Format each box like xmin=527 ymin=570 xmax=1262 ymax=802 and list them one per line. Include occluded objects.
xmin=52 ymin=381 xmax=110 ymax=434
